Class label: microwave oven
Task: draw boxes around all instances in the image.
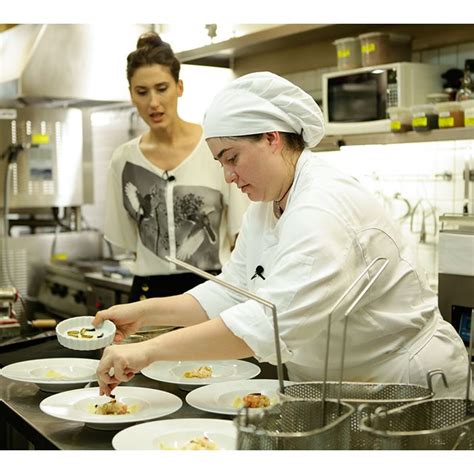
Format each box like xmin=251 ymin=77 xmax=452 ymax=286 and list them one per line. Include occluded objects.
xmin=322 ymin=62 xmax=450 ymax=135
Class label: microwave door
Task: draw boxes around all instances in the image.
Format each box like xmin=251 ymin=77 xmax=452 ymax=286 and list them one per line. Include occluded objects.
xmin=328 ymin=71 xmax=388 ymax=122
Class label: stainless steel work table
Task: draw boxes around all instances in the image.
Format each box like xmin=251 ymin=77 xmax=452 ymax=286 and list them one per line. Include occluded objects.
xmin=0 ymin=373 xmax=227 ymax=450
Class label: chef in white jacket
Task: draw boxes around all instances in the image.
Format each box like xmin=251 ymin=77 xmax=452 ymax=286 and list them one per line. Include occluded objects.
xmin=94 ymin=72 xmax=469 ymax=398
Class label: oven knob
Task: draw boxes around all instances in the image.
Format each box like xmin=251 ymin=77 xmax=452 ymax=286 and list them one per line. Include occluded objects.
xmin=58 ymin=285 xmax=68 ymax=298
xmin=73 ymin=290 xmax=86 ymax=304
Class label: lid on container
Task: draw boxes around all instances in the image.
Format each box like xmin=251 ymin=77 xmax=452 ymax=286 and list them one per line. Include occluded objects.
xmin=434 ymin=101 xmax=464 ymax=112
xmin=387 ymin=106 xmax=411 ymax=114
xmin=461 ymin=99 xmax=474 ymax=110
xmin=333 ymin=37 xmax=359 ymax=45
xmin=358 ymin=31 xmax=386 ymax=40
xmin=358 ymin=31 xmax=411 ymax=43
xmin=411 ymin=104 xmax=436 ymax=114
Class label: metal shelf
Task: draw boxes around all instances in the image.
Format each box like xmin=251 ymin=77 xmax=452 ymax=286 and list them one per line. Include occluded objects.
xmin=316 ymin=127 xmax=474 ymax=151
xmin=176 ymin=24 xmax=474 ymax=68
xmin=176 ymin=24 xmax=335 ymax=67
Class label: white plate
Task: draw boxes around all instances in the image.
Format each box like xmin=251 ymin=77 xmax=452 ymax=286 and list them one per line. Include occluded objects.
xmin=141 ymin=359 xmax=261 ymax=387
xmin=112 ymin=418 xmax=236 ymax=450
xmin=0 ymin=358 xmax=99 ymax=393
xmin=39 ymin=386 xmax=182 ymax=430
xmin=186 ymin=378 xmax=294 ymax=415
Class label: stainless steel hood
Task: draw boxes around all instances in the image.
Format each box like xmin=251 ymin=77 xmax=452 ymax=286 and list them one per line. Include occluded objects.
xmin=0 ymin=24 xmax=148 ymax=106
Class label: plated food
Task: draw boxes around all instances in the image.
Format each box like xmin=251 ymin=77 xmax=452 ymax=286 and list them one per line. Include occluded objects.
xmin=56 ymin=316 xmax=116 ymax=351
xmin=236 ymin=392 xmax=271 ymax=409
xmin=183 ymin=365 xmax=213 ymax=379
xmin=39 ymin=386 xmax=182 ymax=430
xmin=0 ymin=358 xmax=99 ymax=393
xmin=141 ymin=359 xmax=260 ymax=386
xmin=159 ymin=436 xmax=219 ymax=450
xmin=92 ymin=394 xmax=137 ymax=415
xmin=186 ymin=379 xmax=294 ymax=415
xmin=112 ymin=418 xmax=236 ymax=450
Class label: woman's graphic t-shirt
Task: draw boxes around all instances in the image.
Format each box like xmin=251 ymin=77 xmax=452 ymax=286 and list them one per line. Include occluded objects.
xmin=104 ymin=134 xmax=249 ymax=276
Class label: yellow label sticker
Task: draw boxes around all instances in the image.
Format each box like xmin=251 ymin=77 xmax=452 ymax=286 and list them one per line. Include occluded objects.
xmin=337 ymin=49 xmax=351 ymax=59
xmin=32 ymin=134 xmax=50 ymax=145
xmin=361 ymin=43 xmax=376 ymax=54
xmin=465 ymin=117 xmax=474 ymax=127
xmin=439 ymin=117 xmax=454 ymax=128
xmin=51 ymin=253 xmax=68 ymax=262
xmin=413 ymin=117 xmax=427 ymax=127
xmin=390 ymin=121 xmax=401 ymax=131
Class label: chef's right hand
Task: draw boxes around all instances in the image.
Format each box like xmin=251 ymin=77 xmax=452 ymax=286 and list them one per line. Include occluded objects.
xmin=92 ymin=302 xmax=143 ymax=343
xmin=96 ymin=342 xmax=154 ymax=396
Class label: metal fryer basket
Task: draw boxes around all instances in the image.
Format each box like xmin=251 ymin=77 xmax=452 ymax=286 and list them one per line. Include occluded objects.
xmin=359 ymin=398 xmax=474 ymax=449
xmin=278 ymin=372 xmax=442 ymax=449
xmin=359 ymin=308 xmax=473 ymax=450
xmin=235 ymin=399 xmax=354 ymax=450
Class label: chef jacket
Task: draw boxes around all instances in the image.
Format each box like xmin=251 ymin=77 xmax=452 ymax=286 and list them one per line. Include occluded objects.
xmin=187 ymin=150 xmax=468 ymax=397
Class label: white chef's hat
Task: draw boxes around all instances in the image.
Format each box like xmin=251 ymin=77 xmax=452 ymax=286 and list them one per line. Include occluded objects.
xmin=203 ymin=71 xmax=325 ymax=148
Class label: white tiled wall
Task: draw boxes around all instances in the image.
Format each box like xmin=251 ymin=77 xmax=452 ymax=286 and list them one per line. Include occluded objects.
xmin=317 ymin=140 xmax=474 ymax=289
xmin=81 ymin=108 xmax=146 ymax=242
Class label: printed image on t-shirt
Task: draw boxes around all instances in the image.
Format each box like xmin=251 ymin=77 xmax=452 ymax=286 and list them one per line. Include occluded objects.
xmin=122 ymin=162 xmax=223 ymax=269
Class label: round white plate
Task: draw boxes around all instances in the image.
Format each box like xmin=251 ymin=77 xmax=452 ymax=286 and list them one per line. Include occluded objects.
xmin=186 ymin=378 xmax=293 ymax=415
xmin=112 ymin=418 xmax=236 ymax=450
xmin=141 ymin=359 xmax=261 ymax=386
xmin=0 ymin=358 xmax=99 ymax=393
xmin=39 ymin=386 xmax=182 ymax=430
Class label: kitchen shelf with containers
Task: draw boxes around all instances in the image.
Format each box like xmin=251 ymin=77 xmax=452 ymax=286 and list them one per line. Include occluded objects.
xmin=320 ymin=31 xmax=474 ymax=150
xmin=317 ymin=126 xmax=474 ymax=150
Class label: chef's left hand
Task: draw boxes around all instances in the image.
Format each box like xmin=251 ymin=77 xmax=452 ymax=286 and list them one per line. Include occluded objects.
xmin=96 ymin=342 xmax=154 ymax=396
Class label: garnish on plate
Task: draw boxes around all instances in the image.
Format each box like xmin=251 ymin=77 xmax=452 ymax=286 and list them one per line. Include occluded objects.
xmin=183 ymin=365 xmax=213 ymax=379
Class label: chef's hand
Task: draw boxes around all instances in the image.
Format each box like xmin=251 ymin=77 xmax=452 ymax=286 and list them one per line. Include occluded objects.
xmin=96 ymin=342 xmax=154 ymax=396
xmin=92 ymin=302 xmax=144 ymax=343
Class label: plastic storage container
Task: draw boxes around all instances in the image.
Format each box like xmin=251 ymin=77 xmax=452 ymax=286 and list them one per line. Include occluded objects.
xmin=435 ymin=101 xmax=465 ymax=128
xmin=333 ymin=37 xmax=361 ymax=70
xmin=411 ymin=104 xmax=439 ymax=132
xmin=359 ymin=32 xmax=411 ymax=67
xmin=461 ymin=99 xmax=474 ymax=127
xmin=387 ymin=106 xmax=412 ymax=133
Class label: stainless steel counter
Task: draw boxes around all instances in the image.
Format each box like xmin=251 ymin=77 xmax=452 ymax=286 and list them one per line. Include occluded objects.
xmin=0 ymin=329 xmax=280 ymax=450
xmin=0 ymin=373 xmax=226 ymax=450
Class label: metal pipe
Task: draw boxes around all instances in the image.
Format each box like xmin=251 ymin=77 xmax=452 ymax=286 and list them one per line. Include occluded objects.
xmin=320 ymin=257 xmax=389 ymax=424
xmin=0 ymin=287 xmax=18 ymax=303
xmin=336 ymin=259 xmax=390 ymax=406
xmin=165 ymin=255 xmax=285 ymax=394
